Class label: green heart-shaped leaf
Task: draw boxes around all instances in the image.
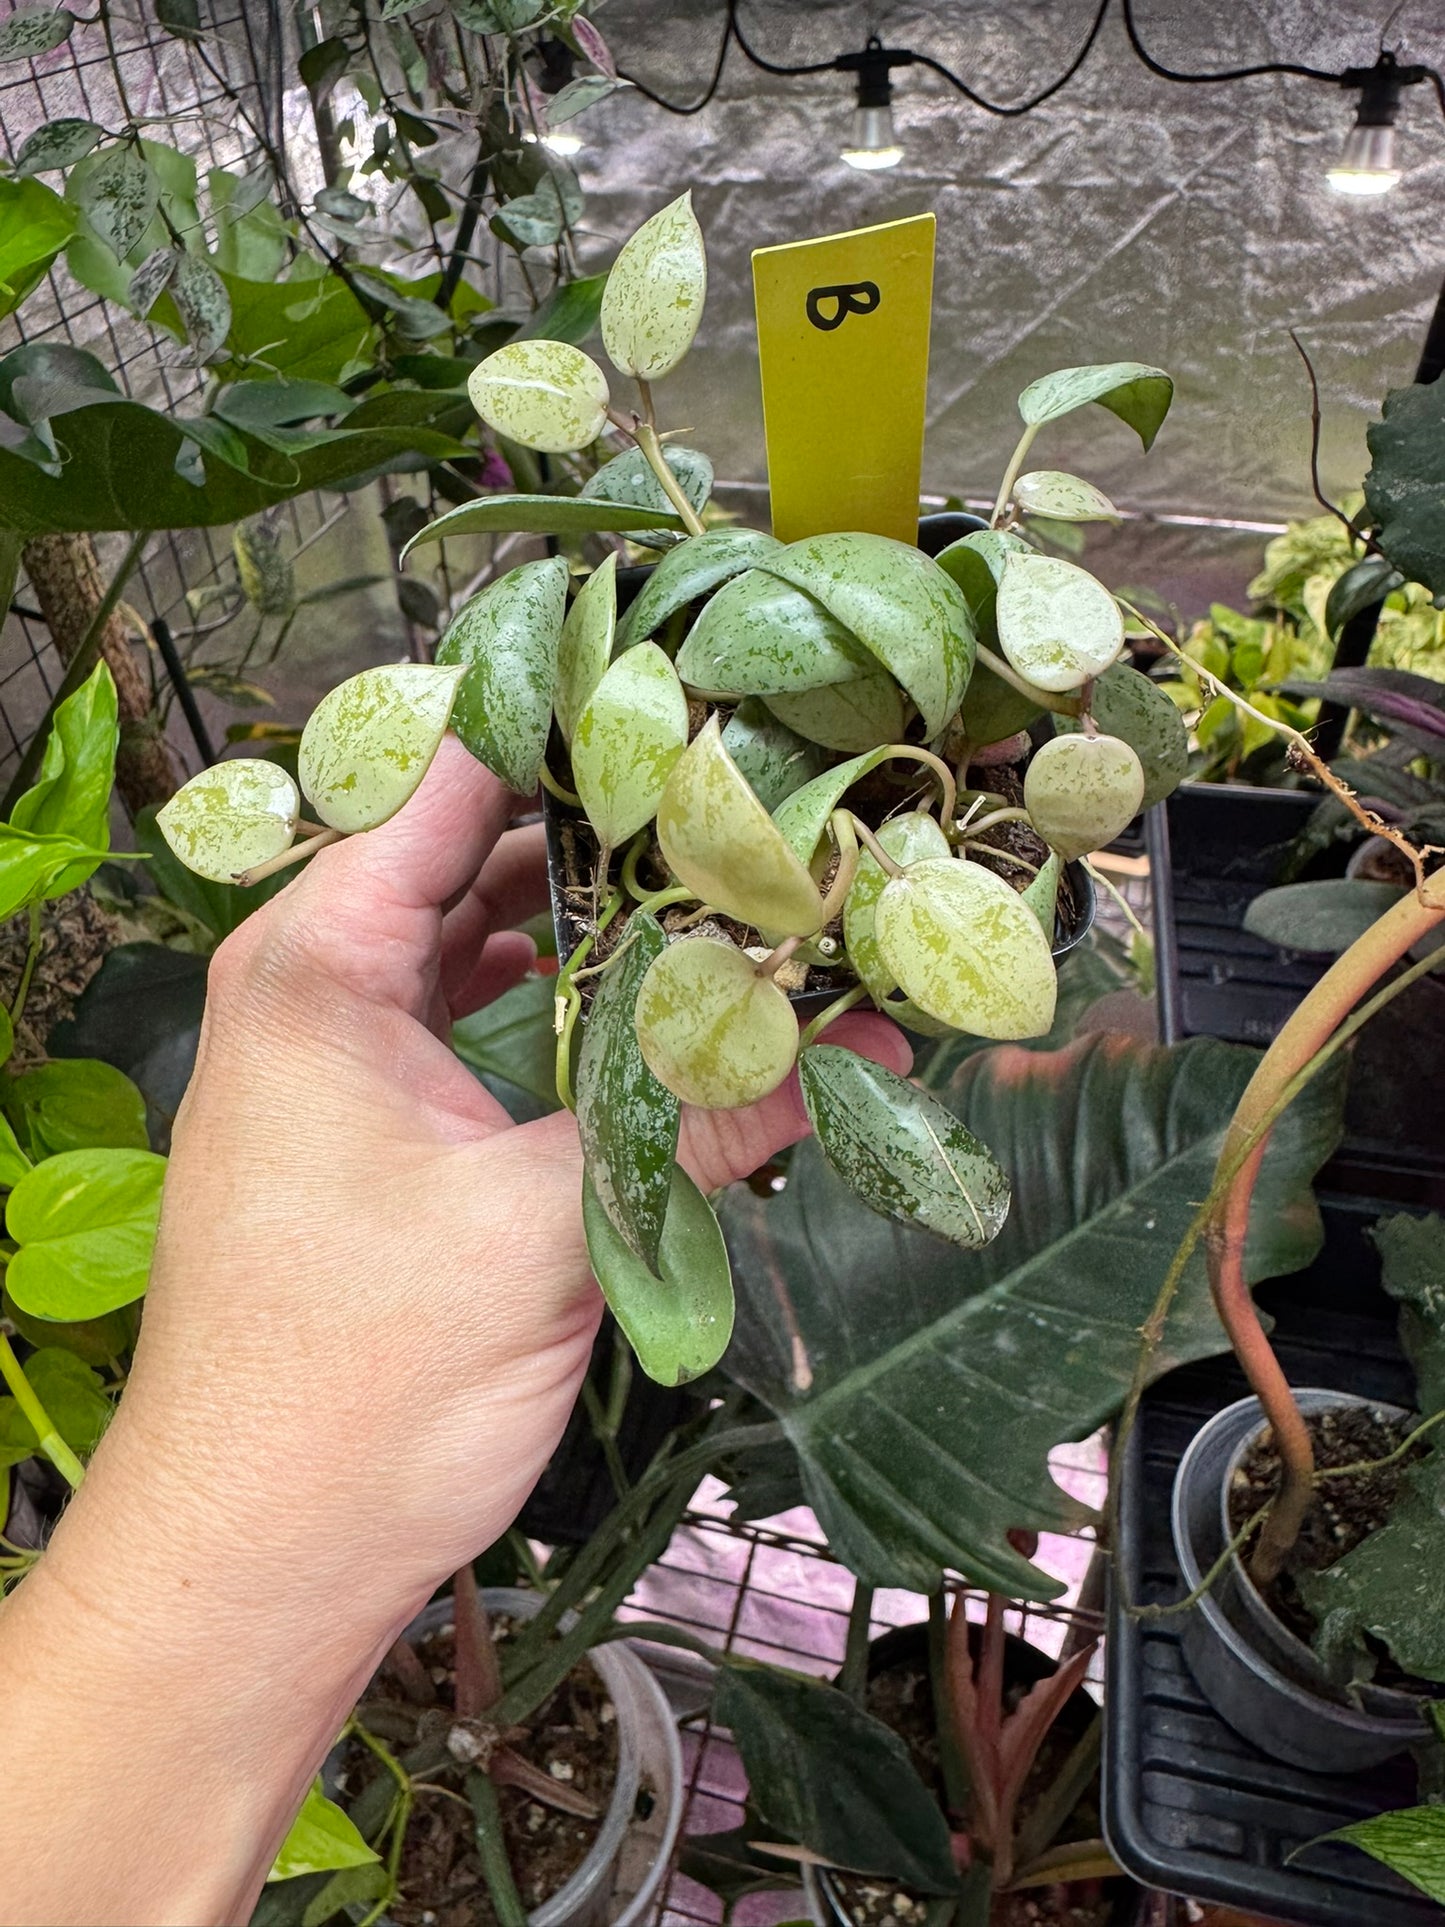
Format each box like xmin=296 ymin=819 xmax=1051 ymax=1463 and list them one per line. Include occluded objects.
xmin=757 ymin=534 xmax=974 ymax=736
xmin=1013 ymin=470 xmax=1120 ymax=521
xmin=299 ymin=661 xmax=465 ymax=832
xmin=268 ymin=1782 xmax=379 ymax=1884
xmin=635 ymin=934 xmax=798 ymax=1109
xmin=6 ymin=1147 xmax=167 ymax=1322
xmin=600 ymin=191 xmax=706 ymax=382
xmin=876 ymin=857 xmax=1057 ymax=1039
xmin=583 ymin=1165 xmax=733 ymax=1385
xmin=466 ymin=338 xmax=610 ymax=453
xmin=437 ymin=556 xmax=568 ymax=794
xmin=573 ymin=642 xmax=688 ymax=847
xmin=959 ymin=659 xmax=1045 ymax=747
xmin=580 ymin=443 xmax=712 ymax=519
xmin=676 ymin=567 xmax=874 ymax=698
xmin=995 ymin=552 xmax=1124 ymax=693
xmin=11 ymin=658 xmax=118 ymax=888
xmin=1052 ymin=661 xmax=1187 ymax=810
xmin=841 ymin=812 xmax=953 ymax=1037
xmin=655 ymin=717 xmax=824 ymax=936
xmin=399 ymin=495 xmax=683 ymax=560
xmin=719 ymin=699 xmax=828 ymax=814
xmin=156 ymin=757 xmax=299 ymax=882
xmin=799 ymin=1045 xmax=1010 ymax=1249
xmin=771 ymin=747 xmax=896 ymax=864
xmin=1021 ymin=849 xmax=1062 ymax=933
xmin=575 ymin=911 xmax=678 ymax=1270
xmin=615 ymin=528 xmax=784 ymax=651
xmin=0 ymin=1347 xmax=111 ymax=1471
xmin=0 ymin=826 xmax=114 ymax=924
xmin=763 ymin=673 xmax=908 ymax=753
xmin=933 ymin=529 xmax=1029 ymax=638
xmin=1024 ymin=732 xmax=1144 ymax=861
xmin=1016 ymin=362 xmax=1173 ymax=450
xmin=555 ymin=552 xmax=616 ymax=744
xmin=4 ymin=1058 xmax=148 ymax=1159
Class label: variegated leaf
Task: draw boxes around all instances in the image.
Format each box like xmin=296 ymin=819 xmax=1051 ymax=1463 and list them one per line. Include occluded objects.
xmin=995 ymin=552 xmax=1124 ymax=694
xmin=466 ymin=338 xmax=610 ymax=453
xmin=437 ymin=557 xmax=568 ymax=794
xmin=155 ymin=758 xmax=298 ymax=883
xmin=298 ymin=662 xmax=465 ymax=833
xmin=876 ymin=857 xmax=1057 ymax=1039
xmin=572 ymin=642 xmax=688 ymax=847
xmin=600 ymin=191 xmax=706 ymax=382
xmin=634 ymin=935 xmax=797 ymax=1109
xmin=555 ymin=552 xmax=615 ymax=743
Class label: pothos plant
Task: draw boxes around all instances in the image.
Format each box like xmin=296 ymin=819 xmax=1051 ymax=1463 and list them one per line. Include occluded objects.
xmin=155 ymin=192 xmax=1191 ymax=1388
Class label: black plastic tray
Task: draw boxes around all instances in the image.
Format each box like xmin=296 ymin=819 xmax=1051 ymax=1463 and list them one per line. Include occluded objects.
xmin=1104 ymin=1197 xmax=1441 ymax=1925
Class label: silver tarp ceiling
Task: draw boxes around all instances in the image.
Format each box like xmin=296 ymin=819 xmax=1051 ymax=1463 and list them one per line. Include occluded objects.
xmin=571 ymin=2 xmax=1445 ymax=535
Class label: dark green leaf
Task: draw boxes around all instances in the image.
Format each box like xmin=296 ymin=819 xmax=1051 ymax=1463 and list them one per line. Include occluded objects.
xmin=155 ymin=0 xmax=202 ymax=37
xmin=300 ymin=1863 xmax=388 ymax=1927
xmin=1320 ymin=1806 xmax=1445 ymax=1905
xmin=721 ymin=1033 xmax=1344 ymax=1594
xmin=451 ymin=974 xmax=558 ymax=1107
xmin=676 ymin=568 xmax=875 ymax=700
xmin=219 ymin=269 xmax=371 ymax=383
xmin=298 ymin=36 xmax=349 ymax=106
xmin=0 ymin=1347 xmax=110 ymax=1470
xmin=1325 ymin=556 xmax=1402 ymax=638
xmin=516 ymin=272 xmax=608 ymax=346
xmin=615 ymin=528 xmax=784 ymax=651
xmin=713 ymin=1663 xmax=959 ymax=1893
xmin=576 ymin=912 xmax=678 ymax=1270
xmin=1283 ymin=666 xmax=1445 ymax=750
xmin=798 ymin=1046 xmax=1010 ymax=1250
xmin=213 ymin=379 xmax=353 ymax=431
xmin=0 ymin=176 xmax=76 ymax=320
xmin=583 ymin=1166 xmax=733 ymax=1386
xmin=6 ymin=1146 xmax=167 ymax=1322
xmin=3 ymin=1058 xmax=149 ymax=1158
xmin=1302 ymin=1448 xmax=1445 ymax=1685
xmin=436 ymin=556 xmax=567 ymax=793
xmin=719 ymin=700 xmax=828 ymax=814
xmin=1244 ymin=880 xmax=1410 ymax=956
xmin=400 ymin=494 xmax=683 ymax=558
xmin=677 ymin=1813 xmax=804 ymax=1912
xmin=0 ymin=7 xmax=74 ymax=64
xmin=1364 ymin=380 xmax=1445 ymax=597
xmin=1373 ymin=1214 xmax=1445 ymax=1416
xmin=2 ymin=1289 xmax=136 ymax=1367
xmin=73 ymin=143 xmax=158 ymax=262
xmin=580 ymin=444 xmax=713 ymax=520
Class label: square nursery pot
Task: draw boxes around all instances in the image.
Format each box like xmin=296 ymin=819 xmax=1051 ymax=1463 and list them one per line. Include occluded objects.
xmin=544 ymin=512 xmax=1095 ymax=1026
xmin=1105 ymin=1195 xmax=1444 ymax=1927
xmin=322 ymin=1588 xmax=684 ymax=1927
xmin=1150 ymin=783 xmax=1445 ymax=1207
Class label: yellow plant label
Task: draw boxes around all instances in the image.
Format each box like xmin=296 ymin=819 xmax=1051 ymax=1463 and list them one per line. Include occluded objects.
xmin=752 ymin=213 xmax=935 ymax=545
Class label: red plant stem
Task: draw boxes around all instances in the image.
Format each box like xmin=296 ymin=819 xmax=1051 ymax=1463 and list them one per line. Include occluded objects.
xmin=1209 ymin=879 xmax=1445 ymax=1584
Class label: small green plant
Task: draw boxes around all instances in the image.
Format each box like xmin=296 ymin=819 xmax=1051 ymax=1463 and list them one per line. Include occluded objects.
xmin=155 ymin=194 xmax=1191 ymax=1388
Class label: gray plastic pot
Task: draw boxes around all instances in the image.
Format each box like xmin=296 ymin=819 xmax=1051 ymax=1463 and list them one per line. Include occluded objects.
xmin=1171 ymin=1391 xmax=1432 ymax=1770
xmin=337 ymin=1589 xmax=683 ymax=1927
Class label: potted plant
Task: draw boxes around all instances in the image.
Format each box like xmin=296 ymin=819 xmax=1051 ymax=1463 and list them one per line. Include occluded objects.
xmin=155 ymin=191 xmax=1200 ymax=1397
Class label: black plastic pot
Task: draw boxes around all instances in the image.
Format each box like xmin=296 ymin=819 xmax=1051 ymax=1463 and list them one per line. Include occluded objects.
xmin=1152 ymin=782 xmax=1445 ymax=1207
xmin=1105 ymin=1194 xmax=1442 ymax=1926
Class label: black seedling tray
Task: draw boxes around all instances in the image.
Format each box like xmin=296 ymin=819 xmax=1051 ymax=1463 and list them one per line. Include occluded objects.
xmin=1104 ymin=1196 xmax=1440 ymax=1926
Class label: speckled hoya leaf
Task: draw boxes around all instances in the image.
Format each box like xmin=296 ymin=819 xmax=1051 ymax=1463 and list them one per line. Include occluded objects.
xmin=466 ymin=339 xmax=610 ymax=454
xmin=615 ymin=528 xmax=784 ymax=650
xmin=841 ymin=812 xmax=953 ymax=1038
xmin=299 ymin=662 xmax=465 ymax=833
xmin=1014 ymin=471 xmax=1120 ymax=522
xmin=583 ymin=1167 xmax=733 ymax=1386
xmin=756 ymin=534 xmax=974 ymax=738
xmin=437 ymin=556 xmax=568 ymax=794
xmin=933 ymin=529 xmax=1029 ymax=643
xmin=655 ymin=716 xmax=824 ymax=937
xmin=876 ymin=857 xmax=1057 ymax=1040
xmin=170 ymin=251 xmax=231 ymax=361
xmin=1016 ymin=362 xmax=1173 ymax=451
xmin=634 ymin=935 xmax=798 ymax=1109
xmin=600 ymin=191 xmax=706 ymax=383
xmin=155 ymin=758 xmax=299 ymax=883
xmin=580 ymin=444 xmax=712 ymax=521
xmin=1024 ymin=732 xmax=1144 ymax=862
xmin=1021 ymin=849 xmax=1062 ymax=934
xmin=763 ymin=673 xmax=907 ymax=753
xmin=126 ymin=246 xmax=177 ymax=318
xmin=995 ymin=552 xmax=1125 ymax=694
xmin=1053 ymin=661 xmax=1188 ymax=810
xmin=771 ymin=747 xmax=896 ymax=864
xmin=677 ymin=569 xmax=874 ymax=698
xmin=0 ymin=7 xmax=75 ymax=64
xmin=555 ymin=552 xmax=615 ymax=744
xmin=799 ymin=1045 xmax=1010 ymax=1250
xmin=719 ymin=699 xmax=828 ymax=814
xmin=576 ymin=911 xmax=677 ymax=1271
xmin=16 ymin=117 xmax=103 ymax=177
xmin=573 ymin=642 xmax=688 ymax=848
xmin=74 ymin=142 xmax=157 ymax=261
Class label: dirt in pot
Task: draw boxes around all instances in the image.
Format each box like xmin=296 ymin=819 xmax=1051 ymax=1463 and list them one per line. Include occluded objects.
xmin=1227 ymin=1404 xmax=1425 ymax=1661
xmin=827 ymin=1656 xmax=1125 ymax=1927
xmin=336 ymin=1616 xmax=620 ymax=1927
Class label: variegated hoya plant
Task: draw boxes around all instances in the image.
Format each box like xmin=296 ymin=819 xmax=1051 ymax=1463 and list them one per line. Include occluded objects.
xmin=157 ymin=194 xmax=1190 ymax=1386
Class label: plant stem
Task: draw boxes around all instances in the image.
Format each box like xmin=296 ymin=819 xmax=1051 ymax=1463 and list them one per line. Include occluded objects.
xmin=798 ymin=983 xmax=868 ymax=1050
xmin=841 ymin=1583 xmax=874 ymax=1702
xmin=234 ymin=828 xmax=343 ymax=887
xmin=467 ymin=1768 xmax=528 ymax=1927
xmin=973 ymin=644 xmax=1083 ymax=716
xmin=350 ymin=1717 xmax=412 ymax=1877
xmin=1211 ymin=877 xmax=1445 ymax=1585
xmin=9 ymin=903 xmax=43 ymax=1034
xmin=991 ymin=424 xmax=1039 ymax=528
xmin=961 ymin=842 xmax=1039 ymax=874
xmin=538 ymin=761 xmax=581 ymax=807
xmin=0 ymin=1333 xmax=83 ymax=1488
xmin=884 ymin=744 xmax=957 ymax=827
xmin=817 ymin=809 xmax=859 ymax=926
xmin=966 ymin=806 xmax=1030 ymax=838
xmin=1082 ymin=856 xmax=1151 ymax=947
xmin=754 ymin=935 xmax=803 ymax=981
xmin=928 ymin=1592 xmax=973 ymax=1817
xmin=580 ymin=1375 xmax=631 ymax=1500
xmin=552 ymin=886 xmax=626 ymax=1111
xmin=626 ymin=420 xmax=706 ymax=538
xmin=849 ymin=813 xmax=905 ymax=879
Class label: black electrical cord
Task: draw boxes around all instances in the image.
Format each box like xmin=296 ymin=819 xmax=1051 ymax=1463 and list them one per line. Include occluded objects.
xmin=728 ymin=1 xmax=857 ymax=79
xmin=615 ymin=0 xmax=736 ymax=114
xmin=908 ymin=0 xmax=1111 ymax=118
xmin=1120 ymin=0 xmax=1352 ymax=86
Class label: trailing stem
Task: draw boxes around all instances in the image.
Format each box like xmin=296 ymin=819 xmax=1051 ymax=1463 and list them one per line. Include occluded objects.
xmin=0 ymin=1333 xmax=83 ymax=1489
xmin=1207 ymin=874 xmax=1445 ymax=1584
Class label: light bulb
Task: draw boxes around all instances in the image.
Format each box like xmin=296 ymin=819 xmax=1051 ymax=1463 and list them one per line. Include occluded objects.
xmin=1327 ymin=122 xmax=1400 ymax=194
xmin=841 ymin=102 xmax=903 ymax=170
xmin=522 ymin=128 xmax=585 ymax=158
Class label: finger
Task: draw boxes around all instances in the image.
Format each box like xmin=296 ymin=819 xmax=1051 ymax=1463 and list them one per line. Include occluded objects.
xmin=441 ymin=823 xmax=550 ymax=1013
xmin=449 ymin=930 xmax=539 ymax=1021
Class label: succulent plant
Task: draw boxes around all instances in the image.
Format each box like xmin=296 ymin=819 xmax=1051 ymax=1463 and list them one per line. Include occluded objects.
xmin=158 ymin=192 xmax=1189 ymax=1385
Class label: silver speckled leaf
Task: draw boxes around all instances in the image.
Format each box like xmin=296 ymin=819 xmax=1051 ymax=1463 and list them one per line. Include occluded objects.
xmin=600 ymin=191 xmax=706 ymax=382
xmin=298 ymin=662 xmax=465 ymax=833
xmin=466 ymin=338 xmax=610 ymax=453
xmin=155 ymin=758 xmax=298 ymax=883
xmin=573 ymin=641 xmax=688 ymax=848
xmin=995 ymin=552 xmax=1124 ymax=694
xmin=437 ymin=557 xmax=568 ymax=794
